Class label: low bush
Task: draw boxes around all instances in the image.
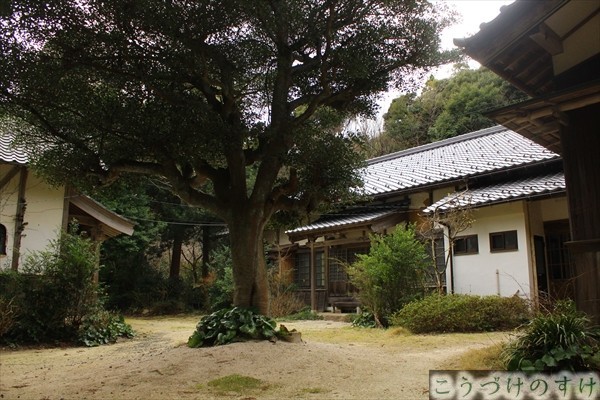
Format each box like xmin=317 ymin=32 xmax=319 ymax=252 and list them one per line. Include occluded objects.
xmin=390 ymin=294 xmax=531 ymax=333
xmin=503 ymin=300 xmax=600 ymax=372
xmin=78 ymin=310 xmax=135 ymax=346
xmin=188 ymin=307 xmax=278 ymax=347
xmin=0 ymin=296 xmax=18 ymax=338
xmin=268 ymin=267 xmax=305 ymax=318
xmin=351 ymin=311 xmax=377 ymax=328
xmin=279 ymin=307 xmax=324 ymax=321
xmin=0 ymin=229 xmax=133 ymax=346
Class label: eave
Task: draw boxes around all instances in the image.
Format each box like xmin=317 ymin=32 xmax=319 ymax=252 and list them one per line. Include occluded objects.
xmin=486 ymin=81 xmax=600 ymax=154
xmin=69 ymin=194 xmax=135 ymax=238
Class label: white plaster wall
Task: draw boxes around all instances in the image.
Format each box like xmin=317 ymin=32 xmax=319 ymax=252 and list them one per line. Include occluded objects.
xmin=538 ymin=196 xmax=569 ymax=222
xmin=451 ymin=201 xmax=533 ymax=299
xmin=0 ymin=167 xmax=66 ymax=270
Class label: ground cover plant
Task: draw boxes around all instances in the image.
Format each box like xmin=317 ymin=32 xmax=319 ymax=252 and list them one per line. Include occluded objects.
xmin=390 ymin=293 xmax=531 ymax=333
xmin=187 ymin=307 xmax=279 ymax=347
xmin=503 ymin=300 xmax=600 ymax=372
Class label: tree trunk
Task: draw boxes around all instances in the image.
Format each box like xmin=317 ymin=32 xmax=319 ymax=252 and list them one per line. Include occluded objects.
xmin=169 ymin=228 xmax=184 ymax=279
xmin=228 ymin=211 xmax=270 ymax=316
xmin=201 ymin=226 xmax=210 ymax=279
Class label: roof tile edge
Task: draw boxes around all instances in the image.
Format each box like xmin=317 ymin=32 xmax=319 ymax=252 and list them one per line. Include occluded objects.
xmin=366 ymin=125 xmax=508 ymax=166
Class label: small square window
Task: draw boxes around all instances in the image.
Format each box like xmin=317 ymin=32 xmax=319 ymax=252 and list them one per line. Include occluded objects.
xmin=454 ymin=235 xmax=478 ymax=255
xmin=490 ymin=230 xmax=518 ymax=252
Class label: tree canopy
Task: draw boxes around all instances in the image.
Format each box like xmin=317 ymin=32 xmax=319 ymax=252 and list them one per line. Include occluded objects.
xmin=1 ymin=0 xmax=454 ymax=314
xmin=368 ymin=66 xmax=528 ymax=156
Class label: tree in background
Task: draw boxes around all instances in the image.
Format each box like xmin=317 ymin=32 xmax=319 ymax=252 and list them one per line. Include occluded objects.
xmin=368 ymin=66 xmax=528 ymax=156
xmin=93 ymin=176 xmax=222 ymax=312
xmin=1 ymin=0 xmax=454 ymax=314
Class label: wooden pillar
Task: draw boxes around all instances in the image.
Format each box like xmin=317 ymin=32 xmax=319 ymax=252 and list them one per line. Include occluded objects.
xmin=324 ymin=244 xmax=329 ymax=310
xmin=11 ymin=167 xmax=28 ymax=271
xmin=310 ymin=239 xmax=317 ymax=312
xmin=561 ymin=103 xmax=600 ymax=323
xmin=90 ymin=225 xmax=105 ymax=284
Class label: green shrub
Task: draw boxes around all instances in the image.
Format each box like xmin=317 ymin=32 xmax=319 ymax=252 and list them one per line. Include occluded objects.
xmin=503 ymin=300 xmax=600 ymax=372
xmin=390 ymin=294 xmax=531 ymax=333
xmin=0 ymin=296 xmax=18 ymax=338
xmin=188 ymin=307 xmax=278 ymax=347
xmin=207 ymin=246 xmax=235 ymax=311
xmin=78 ymin=310 xmax=135 ymax=346
xmin=347 ymin=225 xmax=428 ymax=327
xmin=0 ymin=229 xmax=101 ymax=342
xmin=351 ymin=311 xmax=377 ymax=328
xmin=0 ymin=228 xmax=134 ymax=346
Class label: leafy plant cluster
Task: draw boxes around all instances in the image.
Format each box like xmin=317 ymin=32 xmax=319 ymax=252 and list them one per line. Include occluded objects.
xmin=351 ymin=311 xmax=377 ymax=328
xmin=188 ymin=307 xmax=278 ymax=347
xmin=347 ymin=224 xmax=429 ymax=327
xmin=78 ymin=310 xmax=135 ymax=346
xmin=503 ymin=300 xmax=600 ymax=372
xmin=0 ymin=229 xmax=133 ymax=346
xmin=390 ymin=294 xmax=531 ymax=333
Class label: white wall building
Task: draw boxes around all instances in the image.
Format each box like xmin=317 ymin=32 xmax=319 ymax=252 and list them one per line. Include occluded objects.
xmin=273 ymin=126 xmax=570 ymax=311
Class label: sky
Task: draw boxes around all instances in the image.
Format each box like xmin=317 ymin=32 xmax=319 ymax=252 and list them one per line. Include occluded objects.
xmin=436 ymin=0 xmax=516 ymax=71
xmin=375 ymin=0 xmax=515 ymax=118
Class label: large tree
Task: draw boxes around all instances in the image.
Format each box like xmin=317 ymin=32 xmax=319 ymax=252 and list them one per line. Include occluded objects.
xmin=0 ymin=0 xmax=453 ymax=314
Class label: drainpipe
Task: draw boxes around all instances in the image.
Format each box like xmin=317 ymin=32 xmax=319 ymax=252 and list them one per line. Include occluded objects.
xmin=448 ymin=238 xmax=455 ymax=294
xmin=438 ymin=221 xmax=454 ymax=294
xmin=496 ymin=269 xmax=501 ymax=296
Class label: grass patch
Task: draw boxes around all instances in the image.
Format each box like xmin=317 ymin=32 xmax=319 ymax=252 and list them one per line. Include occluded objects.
xmin=206 ymin=374 xmax=269 ymax=395
xmin=301 ymin=387 xmax=330 ymax=394
xmin=443 ymin=343 xmax=507 ymax=370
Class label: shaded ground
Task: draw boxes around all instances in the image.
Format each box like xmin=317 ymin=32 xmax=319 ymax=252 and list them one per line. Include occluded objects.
xmin=0 ymin=316 xmax=508 ymax=399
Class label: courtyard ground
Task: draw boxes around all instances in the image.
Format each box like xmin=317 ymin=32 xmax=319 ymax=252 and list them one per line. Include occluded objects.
xmin=0 ymin=315 xmax=508 ymax=399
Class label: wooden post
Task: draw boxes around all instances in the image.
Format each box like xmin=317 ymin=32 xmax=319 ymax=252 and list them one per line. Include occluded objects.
xmin=11 ymin=167 xmax=28 ymax=271
xmin=324 ymin=244 xmax=329 ymax=311
xmin=310 ymin=239 xmax=317 ymax=312
xmin=561 ymin=104 xmax=600 ymax=323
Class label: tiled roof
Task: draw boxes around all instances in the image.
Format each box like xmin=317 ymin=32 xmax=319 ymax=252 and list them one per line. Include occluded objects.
xmin=423 ymin=172 xmax=565 ymax=213
xmin=0 ymin=131 xmax=29 ymax=164
xmin=286 ymin=207 xmax=398 ymax=235
xmin=362 ymin=126 xmax=559 ymax=196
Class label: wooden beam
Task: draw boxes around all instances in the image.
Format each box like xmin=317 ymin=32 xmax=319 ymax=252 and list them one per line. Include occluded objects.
xmin=0 ymin=165 xmax=21 ymax=191
xmin=529 ymin=23 xmax=563 ymax=55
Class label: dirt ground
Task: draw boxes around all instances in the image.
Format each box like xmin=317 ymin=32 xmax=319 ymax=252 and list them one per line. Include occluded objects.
xmin=0 ymin=316 xmax=508 ymax=400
